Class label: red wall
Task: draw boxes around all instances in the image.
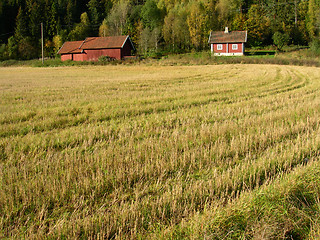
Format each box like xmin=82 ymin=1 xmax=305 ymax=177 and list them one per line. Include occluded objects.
xmin=229 ymin=43 xmax=243 ymax=53
xmin=61 ymin=53 xmax=85 ymax=61
xmin=213 ymin=43 xmax=244 ymax=54
xmin=214 ymin=43 xmax=228 ymax=53
xmin=61 ymin=44 xmax=133 ymax=62
xmin=73 ymin=53 xmax=85 ymax=61
xmin=84 ymin=49 xmax=122 ymax=61
xmin=61 ymin=54 xmax=72 ymax=61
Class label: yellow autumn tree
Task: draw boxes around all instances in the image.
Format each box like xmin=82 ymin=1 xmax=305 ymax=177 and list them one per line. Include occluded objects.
xmin=99 ymin=18 xmax=109 ymax=37
xmin=187 ymin=1 xmax=208 ymax=50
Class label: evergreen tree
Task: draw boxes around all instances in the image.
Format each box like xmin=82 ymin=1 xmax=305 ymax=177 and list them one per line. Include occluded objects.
xmin=88 ymin=0 xmax=102 ymax=26
xmin=48 ymin=1 xmax=58 ymax=38
xmin=14 ymin=6 xmax=28 ymax=40
xmin=26 ymin=0 xmax=42 ymax=40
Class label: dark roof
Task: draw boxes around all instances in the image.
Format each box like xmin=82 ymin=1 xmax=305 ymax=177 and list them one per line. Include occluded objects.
xmin=58 ymin=35 xmax=134 ymax=54
xmin=208 ymin=30 xmax=247 ymax=44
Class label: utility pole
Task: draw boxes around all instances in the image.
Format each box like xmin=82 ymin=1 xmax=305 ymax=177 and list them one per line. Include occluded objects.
xmin=41 ymin=23 xmax=44 ymax=64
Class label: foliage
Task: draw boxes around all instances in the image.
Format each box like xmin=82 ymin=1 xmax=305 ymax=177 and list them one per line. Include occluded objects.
xmin=99 ymin=18 xmax=108 ymax=37
xmin=0 ymin=44 xmax=6 ymax=60
xmin=140 ymin=0 xmax=162 ymax=30
xmin=98 ymin=55 xmax=114 ymax=61
xmin=107 ymin=0 xmax=130 ymax=36
xmin=7 ymin=36 xmax=18 ymax=59
xmin=273 ymin=31 xmax=290 ymax=50
xmin=244 ymin=4 xmax=271 ymax=47
xmin=139 ymin=27 xmax=161 ymax=54
xmin=69 ymin=12 xmax=91 ymax=41
xmin=309 ymin=38 xmax=320 ymax=56
xmin=52 ymin=35 xmax=63 ymax=55
xmin=187 ymin=1 xmax=208 ymax=50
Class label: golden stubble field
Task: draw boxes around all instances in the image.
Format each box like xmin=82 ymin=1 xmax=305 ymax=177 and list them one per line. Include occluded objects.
xmin=1 ymin=64 xmax=320 ymax=239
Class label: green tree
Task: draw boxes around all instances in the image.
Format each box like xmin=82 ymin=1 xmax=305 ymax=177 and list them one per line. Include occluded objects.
xmin=125 ymin=4 xmax=143 ymax=46
xmin=14 ymin=7 xmax=28 ymax=40
xmin=65 ymin=0 xmax=75 ymax=30
xmin=272 ymin=31 xmax=290 ymax=51
xmin=309 ymin=38 xmax=320 ymax=56
xmin=26 ymin=0 xmax=42 ymax=40
xmin=163 ymin=4 xmax=190 ymax=52
xmin=69 ymin=12 xmax=91 ymax=40
xmin=88 ymin=0 xmax=102 ymax=27
xmin=243 ymin=4 xmax=271 ymax=47
xmin=7 ymin=36 xmax=18 ymax=59
xmin=141 ymin=0 xmax=162 ymax=30
xmin=0 ymin=43 xmax=6 ymax=60
xmin=48 ymin=1 xmax=58 ymax=38
xmin=18 ymin=37 xmax=38 ymax=59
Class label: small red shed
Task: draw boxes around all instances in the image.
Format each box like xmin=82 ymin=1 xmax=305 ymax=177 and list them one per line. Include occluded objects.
xmin=208 ymin=27 xmax=247 ymax=56
xmin=58 ymin=35 xmax=135 ymax=61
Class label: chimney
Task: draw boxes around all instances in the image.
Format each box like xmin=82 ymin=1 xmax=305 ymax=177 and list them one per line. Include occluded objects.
xmin=224 ymin=27 xmax=229 ymax=33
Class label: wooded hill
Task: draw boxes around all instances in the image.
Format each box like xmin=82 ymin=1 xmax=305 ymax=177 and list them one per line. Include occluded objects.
xmin=0 ymin=0 xmax=319 ymax=60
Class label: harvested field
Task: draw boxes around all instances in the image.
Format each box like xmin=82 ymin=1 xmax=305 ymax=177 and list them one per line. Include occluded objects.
xmin=1 ymin=64 xmax=320 ymax=239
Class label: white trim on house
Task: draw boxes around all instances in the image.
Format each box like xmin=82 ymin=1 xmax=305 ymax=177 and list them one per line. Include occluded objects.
xmin=214 ymin=52 xmax=244 ymax=56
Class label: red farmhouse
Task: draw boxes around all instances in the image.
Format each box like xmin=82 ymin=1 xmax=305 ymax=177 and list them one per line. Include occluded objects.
xmin=208 ymin=27 xmax=247 ymax=56
xmin=58 ymin=35 xmax=135 ymax=61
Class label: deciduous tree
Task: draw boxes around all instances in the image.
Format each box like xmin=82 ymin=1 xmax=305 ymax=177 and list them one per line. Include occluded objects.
xmin=187 ymin=1 xmax=208 ymax=50
xmin=107 ymin=0 xmax=130 ymax=36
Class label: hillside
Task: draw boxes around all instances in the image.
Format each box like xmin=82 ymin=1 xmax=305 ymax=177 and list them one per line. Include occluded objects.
xmin=1 ymin=64 xmax=320 ymax=238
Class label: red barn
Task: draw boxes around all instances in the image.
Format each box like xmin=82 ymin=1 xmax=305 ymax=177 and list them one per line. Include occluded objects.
xmin=208 ymin=27 xmax=247 ymax=56
xmin=58 ymin=35 xmax=135 ymax=61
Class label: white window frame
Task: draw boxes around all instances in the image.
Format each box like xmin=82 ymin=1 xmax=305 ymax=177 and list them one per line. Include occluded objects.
xmin=217 ymin=44 xmax=223 ymax=50
xmin=232 ymin=44 xmax=238 ymax=50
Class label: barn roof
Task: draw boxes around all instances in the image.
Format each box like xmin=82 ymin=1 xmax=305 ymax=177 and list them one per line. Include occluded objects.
xmin=57 ymin=41 xmax=84 ymax=54
xmin=208 ymin=30 xmax=247 ymax=44
xmin=58 ymin=35 xmax=135 ymax=54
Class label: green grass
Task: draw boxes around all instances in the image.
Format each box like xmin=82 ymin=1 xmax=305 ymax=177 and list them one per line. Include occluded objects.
xmin=1 ymin=64 xmax=320 ymax=238
xmin=1 ymin=47 xmax=319 ymax=68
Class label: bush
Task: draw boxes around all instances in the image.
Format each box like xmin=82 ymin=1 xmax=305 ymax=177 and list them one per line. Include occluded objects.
xmin=309 ymin=38 xmax=320 ymax=56
xmin=273 ymin=32 xmax=290 ymax=51
xmin=98 ymin=55 xmax=115 ymax=62
xmin=0 ymin=44 xmax=7 ymax=60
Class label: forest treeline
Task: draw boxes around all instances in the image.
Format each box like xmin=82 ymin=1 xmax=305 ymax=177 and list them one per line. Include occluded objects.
xmin=0 ymin=0 xmax=319 ymax=60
